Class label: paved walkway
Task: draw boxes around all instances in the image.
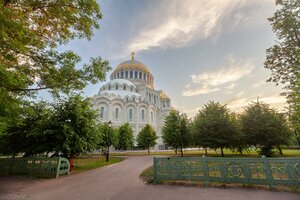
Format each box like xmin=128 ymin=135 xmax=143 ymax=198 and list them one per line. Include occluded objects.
xmin=0 ymin=156 xmax=299 ymax=200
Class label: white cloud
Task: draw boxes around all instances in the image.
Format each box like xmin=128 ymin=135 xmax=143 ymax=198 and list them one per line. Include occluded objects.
xmin=182 ymin=56 xmax=254 ymax=97
xmin=252 ymin=80 xmax=266 ymax=88
xmin=226 ymin=95 xmax=287 ymax=112
xmin=123 ymin=0 xmax=274 ymax=54
xmin=225 ymin=83 xmax=236 ymax=90
xmin=182 ymin=86 xmax=220 ymax=97
xmin=236 ymin=91 xmax=244 ymax=97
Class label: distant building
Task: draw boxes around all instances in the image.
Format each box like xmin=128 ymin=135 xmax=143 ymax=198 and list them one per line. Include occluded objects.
xmin=91 ymin=53 xmax=172 ymax=150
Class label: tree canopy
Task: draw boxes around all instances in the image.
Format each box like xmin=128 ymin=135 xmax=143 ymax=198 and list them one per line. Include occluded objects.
xmin=0 ymin=0 xmax=110 ymax=134
xmin=193 ymin=101 xmax=239 ymax=157
xmin=114 ymin=123 xmax=134 ymax=150
xmin=264 ymin=0 xmax=300 ymax=142
xmin=0 ymin=95 xmax=99 ymax=157
xmin=241 ymin=101 xmax=291 ymax=156
xmin=162 ymin=110 xmax=191 ymax=157
xmin=137 ymin=124 xmax=157 ymax=154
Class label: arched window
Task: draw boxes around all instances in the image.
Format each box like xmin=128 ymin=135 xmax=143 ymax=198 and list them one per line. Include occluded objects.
xmin=100 ymin=107 xmax=104 ymax=118
xmin=115 ymin=108 xmax=119 ymax=119
xmin=116 ymin=85 xmax=119 ymax=90
xmin=123 ymin=85 xmax=126 ymax=90
xmin=149 ymin=94 xmax=151 ymax=102
xmin=133 ymin=97 xmax=135 ymax=101
xmin=131 ymin=87 xmax=133 ymax=92
xmin=125 ymin=71 xmax=128 ymax=78
xmin=147 ymin=74 xmax=149 ymax=81
xmin=163 ymin=102 xmax=165 ymax=107
xmin=114 ymin=74 xmax=116 ymax=79
xmin=151 ymin=111 xmax=153 ymax=123
xmin=108 ymin=85 xmax=111 ymax=90
xmin=141 ymin=109 xmax=145 ymax=121
xmin=134 ymin=71 xmax=138 ymax=78
xmin=130 ymin=71 xmax=133 ymax=78
xmin=121 ymin=71 xmax=124 ymax=78
xmin=154 ymin=96 xmax=156 ymax=104
xmin=143 ymin=73 xmax=146 ymax=80
xmin=129 ymin=109 xmax=133 ymax=121
xmin=139 ymin=72 xmax=142 ymax=79
xmin=117 ymin=73 xmax=120 ymax=79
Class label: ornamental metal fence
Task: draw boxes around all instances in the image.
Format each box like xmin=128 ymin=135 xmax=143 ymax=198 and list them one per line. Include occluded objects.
xmin=0 ymin=157 xmax=70 ymax=178
xmin=153 ymin=156 xmax=300 ymax=186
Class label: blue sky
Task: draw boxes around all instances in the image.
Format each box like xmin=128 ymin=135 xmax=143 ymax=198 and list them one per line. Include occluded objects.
xmin=61 ymin=0 xmax=286 ymax=117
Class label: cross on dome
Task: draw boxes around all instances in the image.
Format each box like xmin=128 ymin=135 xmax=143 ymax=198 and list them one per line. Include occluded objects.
xmin=131 ymin=52 xmax=135 ymax=61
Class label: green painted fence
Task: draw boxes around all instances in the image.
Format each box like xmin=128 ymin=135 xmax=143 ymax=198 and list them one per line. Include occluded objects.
xmin=0 ymin=157 xmax=70 ymax=178
xmin=153 ymin=156 xmax=300 ymax=186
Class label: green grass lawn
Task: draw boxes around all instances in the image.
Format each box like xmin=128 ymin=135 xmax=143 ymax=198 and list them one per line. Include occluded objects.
xmin=72 ymin=156 xmax=124 ymax=174
xmin=111 ymin=148 xmax=300 ymax=157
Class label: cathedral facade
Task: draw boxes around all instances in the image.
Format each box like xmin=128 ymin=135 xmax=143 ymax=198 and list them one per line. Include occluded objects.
xmin=91 ymin=53 xmax=172 ymax=150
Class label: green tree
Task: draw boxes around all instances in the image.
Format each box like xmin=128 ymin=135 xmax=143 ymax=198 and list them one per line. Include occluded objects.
xmin=241 ymin=101 xmax=291 ymax=157
xmin=137 ymin=124 xmax=157 ymax=154
xmin=0 ymin=101 xmax=53 ymax=156
xmin=162 ymin=110 xmax=191 ymax=157
xmin=0 ymin=0 xmax=110 ymax=134
xmin=0 ymin=95 xmax=100 ymax=157
xmin=95 ymin=123 xmax=115 ymax=154
xmin=49 ymin=95 xmax=99 ymax=157
xmin=264 ymin=0 xmax=300 ymax=141
xmin=289 ymin=76 xmax=300 ymax=146
xmin=228 ymin=113 xmax=248 ymax=155
xmin=115 ymin=123 xmax=134 ymax=150
xmin=193 ymin=101 xmax=239 ymax=157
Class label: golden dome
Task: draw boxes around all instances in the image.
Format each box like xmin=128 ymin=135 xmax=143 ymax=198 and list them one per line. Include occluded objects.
xmin=160 ymin=91 xmax=170 ymax=99
xmin=114 ymin=60 xmax=150 ymax=74
xmin=113 ymin=52 xmax=151 ymax=74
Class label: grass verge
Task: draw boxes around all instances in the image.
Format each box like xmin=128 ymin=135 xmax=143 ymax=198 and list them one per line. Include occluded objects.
xmin=111 ymin=149 xmax=300 ymax=157
xmin=72 ymin=156 xmax=124 ymax=174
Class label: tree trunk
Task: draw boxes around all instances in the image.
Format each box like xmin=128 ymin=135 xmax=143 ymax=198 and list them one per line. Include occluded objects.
xmin=205 ymin=147 xmax=207 ymax=155
xmin=278 ymin=146 xmax=283 ymax=155
xmin=238 ymin=147 xmax=243 ymax=155
xmin=294 ymin=129 xmax=300 ymax=146
xmin=221 ymin=147 xmax=224 ymax=157
xmin=180 ymin=143 xmax=183 ymax=157
xmin=148 ymin=147 xmax=150 ymax=155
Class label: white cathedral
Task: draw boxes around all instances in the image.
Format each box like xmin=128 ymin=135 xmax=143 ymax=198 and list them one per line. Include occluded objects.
xmin=91 ymin=53 xmax=172 ymax=150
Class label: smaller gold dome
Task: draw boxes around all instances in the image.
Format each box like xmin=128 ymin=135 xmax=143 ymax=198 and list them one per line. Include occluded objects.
xmin=160 ymin=91 xmax=170 ymax=99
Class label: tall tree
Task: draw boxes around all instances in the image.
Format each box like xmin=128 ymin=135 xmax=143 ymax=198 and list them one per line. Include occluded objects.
xmin=137 ymin=124 xmax=157 ymax=154
xmin=264 ymin=0 xmax=300 ymax=140
xmin=193 ymin=101 xmax=239 ymax=157
xmin=0 ymin=0 xmax=110 ymax=134
xmin=162 ymin=110 xmax=191 ymax=157
xmin=115 ymin=123 xmax=134 ymax=150
xmin=95 ymin=123 xmax=115 ymax=154
xmin=241 ymin=101 xmax=291 ymax=157
xmin=0 ymin=95 xmax=100 ymax=157
xmin=0 ymin=101 xmax=53 ymax=156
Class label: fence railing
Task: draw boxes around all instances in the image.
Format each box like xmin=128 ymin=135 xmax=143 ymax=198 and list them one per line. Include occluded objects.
xmin=0 ymin=157 xmax=70 ymax=178
xmin=153 ymin=156 xmax=300 ymax=186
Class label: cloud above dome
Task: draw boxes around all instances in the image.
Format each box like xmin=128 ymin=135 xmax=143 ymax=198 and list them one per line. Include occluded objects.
xmin=122 ymin=0 xmax=274 ymax=55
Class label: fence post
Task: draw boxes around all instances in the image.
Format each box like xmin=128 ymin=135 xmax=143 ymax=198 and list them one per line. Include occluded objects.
xmin=153 ymin=157 xmax=158 ymax=184
xmin=56 ymin=157 xmax=62 ymax=178
xmin=262 ymin=156 xmax=275 ymax=188
xmin=201 ymin=155 xmax=209 ymax=187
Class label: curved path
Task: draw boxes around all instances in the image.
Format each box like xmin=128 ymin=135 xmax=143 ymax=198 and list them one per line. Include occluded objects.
xmin=0 ymin=156 xmax=299 ymax=200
